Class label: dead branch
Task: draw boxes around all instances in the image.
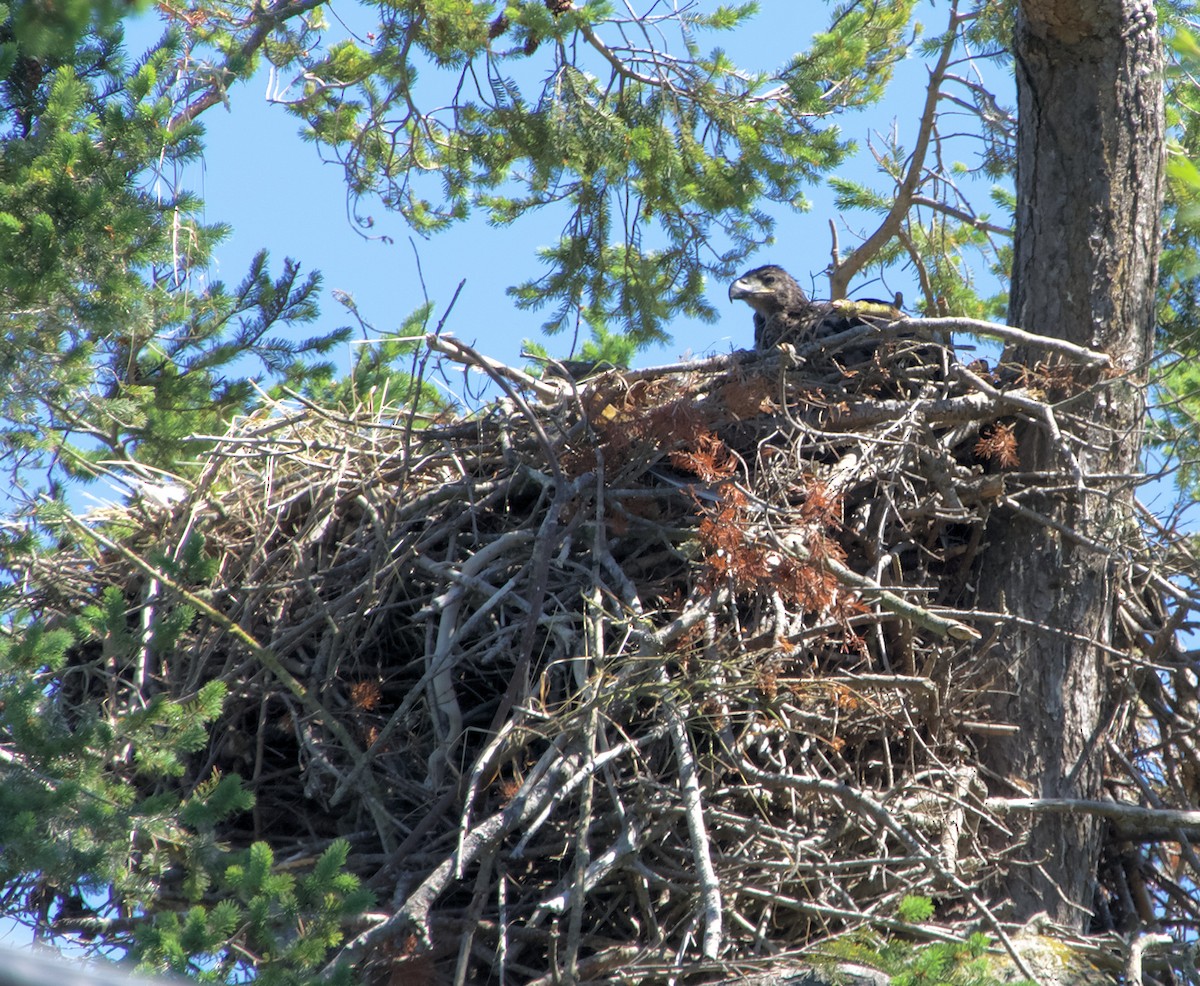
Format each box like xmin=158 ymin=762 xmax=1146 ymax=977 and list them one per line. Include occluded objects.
xmin=18 ymin=324 xmax=1193 ymax=983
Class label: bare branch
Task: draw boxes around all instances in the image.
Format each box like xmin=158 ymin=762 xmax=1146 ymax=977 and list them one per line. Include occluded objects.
xmin=988 ymin=798 xmax=1200 ymax=839
xmin=829 ymin=2 xmax=963 ymax=298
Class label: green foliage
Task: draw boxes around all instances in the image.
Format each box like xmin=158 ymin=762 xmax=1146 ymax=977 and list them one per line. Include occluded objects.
xmin=0 ymin=553 xmax=371 ymax=982
xmin=523 ymin=320 xmax=638 ymax=375
xmin=281 ymin=296 xmax=449 ymax=414
xmin=0 ymin=11 xmax=361 ymax=505
xmin=0 ymin=611 xmax=238 ymax=907
xmin=818 ymin=898 xmax=1032 ymax=986
xmin=896 ymin=894 xmax=935 ymax=923
xmin=0 ymin=9 xmax=413 ymax=978
xmin=0 ymin=1 xmax=1194 ymax=982
xmin=134 ymin=838 xmax=374 ymax=984
xmin=179 ymin=769 xmax=255 ymax=831
xmin=798 ymin=0 xmax=918 ymax=111
xmin=1160 ymin=23 xmax=1200 ymax=343
xmin=178 ymin=0 xmax=916 ymax=346
xmin=3 ymin=0 xmax=146 ymax=63
xmin=1152 ymin=17 xmax=1200 ymax=498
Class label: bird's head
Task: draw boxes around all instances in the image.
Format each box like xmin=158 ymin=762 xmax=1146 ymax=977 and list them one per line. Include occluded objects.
xmin=728 ymin=264 xmax=808 ymax=316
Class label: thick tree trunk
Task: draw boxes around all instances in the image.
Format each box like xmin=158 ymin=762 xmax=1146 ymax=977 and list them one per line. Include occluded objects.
xmin=976 ymin=0 xmax=1163 ymax=928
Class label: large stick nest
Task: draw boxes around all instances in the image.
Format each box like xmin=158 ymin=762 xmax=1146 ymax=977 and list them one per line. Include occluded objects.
xmin=19 ymin=323 xmax=1199 ymax=983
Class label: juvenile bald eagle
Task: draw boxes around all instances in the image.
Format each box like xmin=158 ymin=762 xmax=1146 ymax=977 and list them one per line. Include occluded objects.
xmin=728 ymin=265 xmax=823 ymax=350
xmin=729 ymin=264 xmax=901 ymax=352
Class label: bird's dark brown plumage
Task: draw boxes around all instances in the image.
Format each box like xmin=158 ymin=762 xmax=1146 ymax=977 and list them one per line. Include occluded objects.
xmin=729 ymin=264 xmax=901 ymax=352
xmin=728 ymin=264 xmax=824 ymax=350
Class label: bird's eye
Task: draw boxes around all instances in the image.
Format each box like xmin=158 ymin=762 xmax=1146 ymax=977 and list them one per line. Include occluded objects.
xmin=762 ymin=275 xmax=775 ymax=285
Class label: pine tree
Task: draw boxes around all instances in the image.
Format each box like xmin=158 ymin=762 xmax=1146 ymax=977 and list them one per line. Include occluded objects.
xmin=2 ymin=2 xmax=1199 ymax=983
xmin=0 ymin=3 xmax=350 ymax=494
xmin=0 ymin=3 xmax=372 ymax=976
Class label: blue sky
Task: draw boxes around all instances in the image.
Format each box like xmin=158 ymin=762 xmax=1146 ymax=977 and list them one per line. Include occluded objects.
xmin=116 ymin=0 xmax=1200 ymax=533
xmin=5 ymin=0 xmax=1194 ymax=957
xmin=125 ymin=2 xmax=1003 ymax=382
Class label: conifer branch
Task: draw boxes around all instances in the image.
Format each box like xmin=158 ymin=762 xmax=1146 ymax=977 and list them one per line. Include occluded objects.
xmin=61 ymin=512 xmax=398 ymax=853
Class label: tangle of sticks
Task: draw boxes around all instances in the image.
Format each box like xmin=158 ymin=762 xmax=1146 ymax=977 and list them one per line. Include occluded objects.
xmin=20 ymin=324 xmax=1200 ymax=984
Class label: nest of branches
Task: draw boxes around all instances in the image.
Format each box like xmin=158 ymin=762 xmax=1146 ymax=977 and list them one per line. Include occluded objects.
xmin=20 ymin=321 xmax=1200 ymax=983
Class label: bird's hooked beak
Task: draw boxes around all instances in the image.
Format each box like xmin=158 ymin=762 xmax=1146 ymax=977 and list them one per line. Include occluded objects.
xmin=729 ymin=274 xmax=774 ymax=315
xmin=728 ymin=276 xmax=753 ymax=303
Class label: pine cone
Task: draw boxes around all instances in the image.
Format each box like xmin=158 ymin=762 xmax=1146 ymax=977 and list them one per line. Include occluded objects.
xmin=545 ymin=0 xmax=572 ymax=14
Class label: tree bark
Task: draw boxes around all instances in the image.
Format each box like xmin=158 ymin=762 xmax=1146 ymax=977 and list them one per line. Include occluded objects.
xmin=976 ymin=0 xmax=1163 ymax=928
